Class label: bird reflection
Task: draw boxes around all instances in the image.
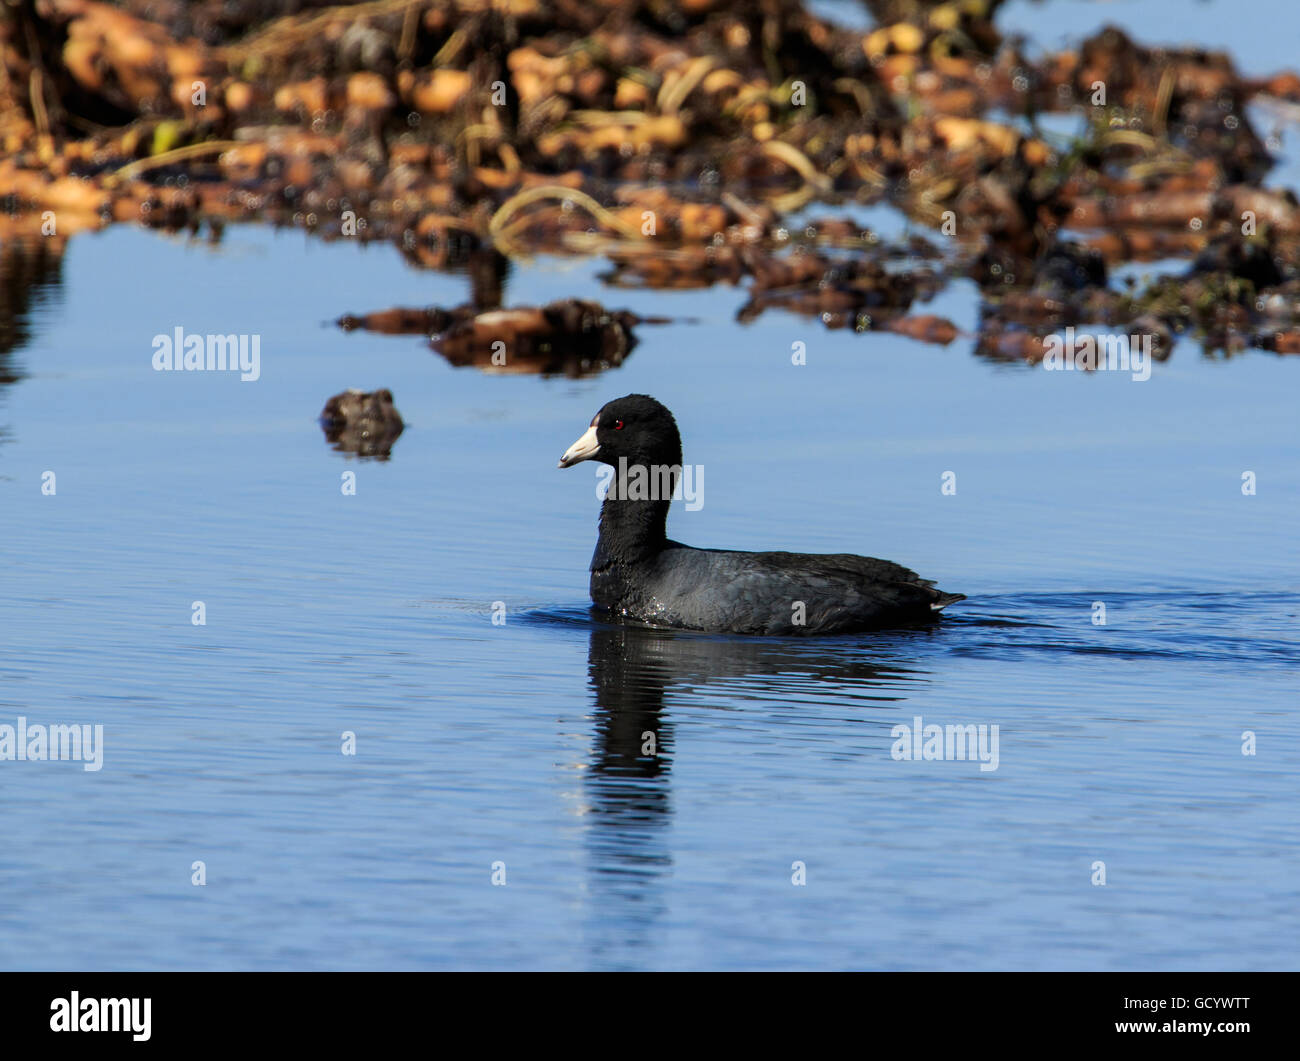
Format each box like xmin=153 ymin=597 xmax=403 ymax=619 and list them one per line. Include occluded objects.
xmin=580 ymin=618 xmax=925 ymax=967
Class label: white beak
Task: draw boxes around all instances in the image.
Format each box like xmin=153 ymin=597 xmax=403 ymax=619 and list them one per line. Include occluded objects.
xmin=558 ymin=423 xmax=601 ymax=468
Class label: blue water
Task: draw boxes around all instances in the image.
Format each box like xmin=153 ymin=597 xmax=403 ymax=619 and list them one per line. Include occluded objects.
xmin=3 ymin=0 xmax=1300 ymax=968
xmin=1 ymin=222 xmax=1295 ymax=970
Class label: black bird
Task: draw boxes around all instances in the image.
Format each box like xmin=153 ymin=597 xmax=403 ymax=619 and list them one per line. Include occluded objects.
xmin=558 ymin=394 xmax=964 ymax=635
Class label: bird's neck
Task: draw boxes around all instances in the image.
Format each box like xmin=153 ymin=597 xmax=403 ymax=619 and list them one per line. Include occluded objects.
xmin=595 ymin=457 xmax=679 ymax=563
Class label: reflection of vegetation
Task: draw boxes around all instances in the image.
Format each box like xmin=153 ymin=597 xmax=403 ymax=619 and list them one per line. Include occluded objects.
xmin=338 ymin=298 xmax=646 ymax=379
xmin=1 ymin=0 xmax=1297 ymax=368
xmin=0 ymin=237 xmax=62 ymax=369
xmin=1120 ymin=271 xmax=1254 ymax=356
xmin=0 ymin=235 xmax=60 ymax=450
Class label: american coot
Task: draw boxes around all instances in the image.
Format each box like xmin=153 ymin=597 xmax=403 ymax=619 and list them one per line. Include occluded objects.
xmin=558 ymin=394 xmax=964 ymax=635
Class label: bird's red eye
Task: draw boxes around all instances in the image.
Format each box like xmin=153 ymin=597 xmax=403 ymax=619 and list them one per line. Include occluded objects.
xmin=614 ymin=420 xmax=624 ymax=430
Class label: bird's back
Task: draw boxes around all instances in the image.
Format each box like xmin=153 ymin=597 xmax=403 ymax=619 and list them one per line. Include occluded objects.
xmin=593 ymin=542 xmax=964 ymax=635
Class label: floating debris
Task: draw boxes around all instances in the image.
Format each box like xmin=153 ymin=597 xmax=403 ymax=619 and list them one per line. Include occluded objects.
xmin=1 ymin=0 xmax=1298 ymax=360
xmin=320 ymin=387 xmax=405 ymax=459
xmin=339 ymin=298 xmax=657 ymax=377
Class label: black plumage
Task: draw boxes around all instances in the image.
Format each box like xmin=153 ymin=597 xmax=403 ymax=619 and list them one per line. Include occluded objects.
xmin=558 ymin=394 xmax=963 ymax=635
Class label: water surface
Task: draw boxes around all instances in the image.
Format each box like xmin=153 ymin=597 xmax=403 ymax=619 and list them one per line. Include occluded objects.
xmin=1 ymin=221 xmax=1295 ymax=969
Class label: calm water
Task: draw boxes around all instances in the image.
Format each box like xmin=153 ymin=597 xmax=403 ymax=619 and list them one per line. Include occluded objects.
xmin=1 ymin=221 xmax=1295 ymax=970
xmin=7 ymin=0 xmax=1300 ymax=966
